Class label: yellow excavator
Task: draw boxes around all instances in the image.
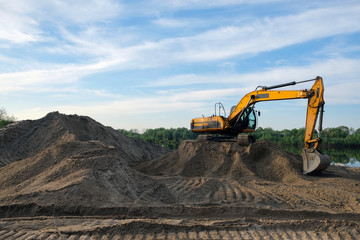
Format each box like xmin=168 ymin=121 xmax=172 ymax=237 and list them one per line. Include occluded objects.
xmin=190 ymin=76 xmax=331 ymax=174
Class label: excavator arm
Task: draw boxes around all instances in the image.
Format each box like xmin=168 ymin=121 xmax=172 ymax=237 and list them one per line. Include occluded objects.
xmin=190 ymin=76 xmax=331 ymax=174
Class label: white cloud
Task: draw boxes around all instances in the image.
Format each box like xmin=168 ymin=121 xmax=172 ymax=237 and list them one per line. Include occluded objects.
xmin=163 ymin=4 xmax=360 ymax=62
xmin=149 ymin=0 xmax=284 ymax=10
xmin=2 ymin=2 xmax=359 ymax=87
xmin=153 ymin=18 xmax=189 ymax=28
xmin=43 ymin=0 xmax=122 ymax=24
xmin=0 ymin=58 xmax=126 ymax=93
xmin=0 ymin=0 xmax=122 ymax=44
xmin=2 ymin=1 xmax=360 ymax=130
xmin=326 ymin=81 xmax=360 ymax=105
xmin=0 ymin=1 xmax=41 ymax=43
xmin=94 ymin=3 xmax=360 ymax=68
xmin=147 ymin=58 xmax=360 ymax=88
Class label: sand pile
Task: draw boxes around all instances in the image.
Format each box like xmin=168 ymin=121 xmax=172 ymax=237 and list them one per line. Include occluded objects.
xmin=0 ymin=112 xmax=167 ymax=167
xmin=135 ymin=140 xmax=360 ymax=213
xmin=0 ymin=112 xmax=175 ymax=210
xmin=136 ymin=139 xmax=304 ymax=183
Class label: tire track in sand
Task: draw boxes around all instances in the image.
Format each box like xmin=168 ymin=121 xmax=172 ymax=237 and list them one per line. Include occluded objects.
xmin=166 ymin=177 xmax=258 ymax=204
xmin=1 ymin=226 xmax=359 ymax=240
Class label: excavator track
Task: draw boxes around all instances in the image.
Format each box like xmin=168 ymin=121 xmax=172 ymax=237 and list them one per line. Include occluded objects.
xmin=196 ymin=134 xmax=255 ymax=146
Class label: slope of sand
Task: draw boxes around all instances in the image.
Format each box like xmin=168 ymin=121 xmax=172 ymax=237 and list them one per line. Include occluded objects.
xmin=136 ymin=140 xmax=360 ymax=214
xmin=0 ymin=112 xmax=174 ymax=211
xmin=0 ymin=112 xmax=359 ymax=239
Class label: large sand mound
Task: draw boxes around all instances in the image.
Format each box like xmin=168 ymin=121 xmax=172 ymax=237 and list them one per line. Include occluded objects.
xmin=0 ymin=112 xmax=167 ymax=167
xmin=0 ymin=112 xmax=175 ymax=210
xmin=136 ymin=139 xmax=304 ymax=183
xmin=135 ymin=139 xmax=360 ymax=213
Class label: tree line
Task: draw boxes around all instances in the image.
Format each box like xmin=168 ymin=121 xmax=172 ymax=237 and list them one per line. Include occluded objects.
xmin=119 ymin=126 xmax=360 ymax=150
xmin=1 ymin=107 xmax=359 ymax=150
xmin=118 ymin=128 xmax=198 ymax=150
xmin=252 ymin=126 xmax=360 ymax=148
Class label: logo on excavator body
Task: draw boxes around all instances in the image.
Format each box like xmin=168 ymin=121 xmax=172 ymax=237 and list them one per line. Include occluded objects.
xmin=256 ymin=93 xmax=269 ymax=99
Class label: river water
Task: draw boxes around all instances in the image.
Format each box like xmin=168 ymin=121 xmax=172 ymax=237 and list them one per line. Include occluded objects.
xmin=282 ymin=146 xmax=360 ymax=167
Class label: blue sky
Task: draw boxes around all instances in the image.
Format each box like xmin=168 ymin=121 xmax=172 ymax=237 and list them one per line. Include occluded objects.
xmin=1 ymin=0 xmax=360 ymax=131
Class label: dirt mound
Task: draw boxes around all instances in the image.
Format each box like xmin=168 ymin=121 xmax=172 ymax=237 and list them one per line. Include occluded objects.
xmin=135 ymin=140 xmax=360 ymax=214
xmin=0 ymin=112 xmax=167 ymax=167
xmin=0 ymin=112 xmax=175 ymax=209
xmin=136 ymin=139 xmax=304 ymax=183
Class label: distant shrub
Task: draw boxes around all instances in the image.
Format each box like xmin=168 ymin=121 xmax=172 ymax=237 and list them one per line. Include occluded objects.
xmin=0 ymin=107 xmax=16 ymax=128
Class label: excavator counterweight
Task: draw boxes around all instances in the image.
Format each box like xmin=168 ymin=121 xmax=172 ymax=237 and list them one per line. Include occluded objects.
xmin=190 ymin=76 xmax=331 ymax=174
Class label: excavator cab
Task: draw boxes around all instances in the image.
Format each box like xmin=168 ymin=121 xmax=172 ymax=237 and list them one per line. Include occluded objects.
xmin=233 ymin=108 xmax=257 ymax=132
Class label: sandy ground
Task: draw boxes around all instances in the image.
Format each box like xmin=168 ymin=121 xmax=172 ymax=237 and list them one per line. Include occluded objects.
xmin=0 ymin=112 xmax=359 ymax=239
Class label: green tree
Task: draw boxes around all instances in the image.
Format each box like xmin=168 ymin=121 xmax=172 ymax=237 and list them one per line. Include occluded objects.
xmin=118 ymin=127 xmax=197 ymax=150
xmin=119 ymin=126 xmax=360 ymax=150
xmin=0 ymin=108 xmax=16 ymax=128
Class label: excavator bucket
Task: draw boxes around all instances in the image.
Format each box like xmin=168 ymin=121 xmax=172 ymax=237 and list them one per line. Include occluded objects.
xmin=302 ymin=148 xmax=331 ymax=174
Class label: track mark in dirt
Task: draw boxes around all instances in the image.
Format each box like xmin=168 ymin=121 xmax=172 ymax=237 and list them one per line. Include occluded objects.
xmin=187 ymin=231 xmax=198 ymax=239
xmin=111 ymin=234 xmax=123 ymax=240
xmin=260 ymin=191 xmax=286 ymax=206
xmin=66 ymin=235 xmax=79 ymax=240
xmin=228 ymin=230 xmax=242 ymax=239
xmin=6 ymin=231 xmax=27 ymax=240
xmin=208 ymin=230 xmax=220 ymax=239
xmin=0 ymin=231 xmax=7 ymax=238
xmin=351 ymin=229 xmax=360 ymax=239
xmin=0 ymin=158 xmax=11 ymax=167
xmin=90 ymin=233 xmax=101 ymax=240
xmin=166 ymin=177 xmax=260 ymax=204
xmin=77 ymin=234 xmax=90 ymax=240
xmin=213 ymin=184 xmax=226 ymax=201
xmin=341 ymin=230 xmax=356 ymax=240
xmin=223 ymin=183 xmax=237 ymax=203
xmin=38 ymin=233 xmax=57 ymax=240
xmin=167 ymin=178 xmax=190 ymax=191
xmin=287 ymin=229 xmax=302 ymax=240
xmin=176 ymin=231 xmax=187 ymax=240
xmin=238 ymin=229 xmax=252 ymax=239
xmin=1 ymin=227 xmax=360 ymax=240
xmin=198 ymin=231 xmax=210 ymax=239
xmin=220 ymin=230 xmax=234 ymax=239
xmin=0 ymin=231 xmax=18 ymax=239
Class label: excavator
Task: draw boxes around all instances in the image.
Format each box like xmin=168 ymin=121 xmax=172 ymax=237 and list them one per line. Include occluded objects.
xmin=190 ymin=76 xmax=331 ymax=174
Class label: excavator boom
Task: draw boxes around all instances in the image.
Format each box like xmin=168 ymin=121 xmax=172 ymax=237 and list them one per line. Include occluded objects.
xmin=190 ymin=76 xmax=331 ymax=174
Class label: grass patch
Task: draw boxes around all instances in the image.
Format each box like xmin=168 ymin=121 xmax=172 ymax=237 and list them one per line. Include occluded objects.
xmin=0 ymin=120 xmax=13 ymax=129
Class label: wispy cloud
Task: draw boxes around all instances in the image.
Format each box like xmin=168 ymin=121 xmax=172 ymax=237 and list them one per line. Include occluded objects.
xmin=2 ymin=0 xmax=360 ymax=129
xmin=2 ymin=1 xmax=359 ymax=92
xmin=147 ymin=0 xmax=284 ymax=11
xmin=152 ymin=18 xmax=190 ymax=28
xmin=0 ymin=59 xmax=124 ymax=93
xmin=0 ymin=1 xmax=41 ymax=43
xmin=0 ymin=0 xmax=122 ymax=44
xmin=147 ymin=58 xmax=360 ymax=88
xmin=155 ymin=4 xmax=360 ymax=62
xmin=13 ymin=56 xmax=360 ymax=121
xmin=40 ymin=0 xmax=122 ymax=24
